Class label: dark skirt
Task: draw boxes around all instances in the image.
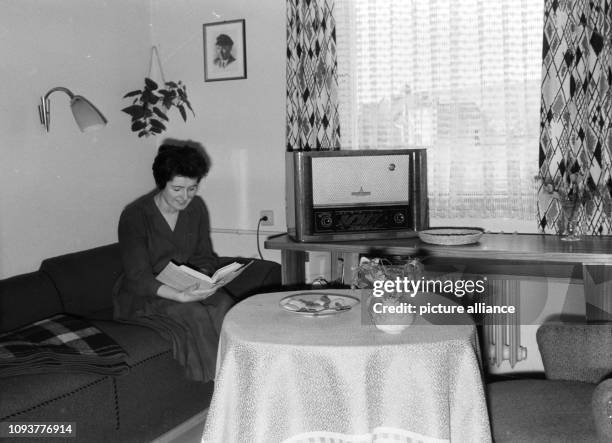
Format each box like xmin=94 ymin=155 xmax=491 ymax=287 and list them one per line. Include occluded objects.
xmin=132 ymin=289 xmax=235 ymax=382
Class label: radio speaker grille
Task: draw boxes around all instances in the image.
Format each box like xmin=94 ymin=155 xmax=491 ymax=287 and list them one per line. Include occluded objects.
xmin=311 ymin=155 xmax=410 ymax=206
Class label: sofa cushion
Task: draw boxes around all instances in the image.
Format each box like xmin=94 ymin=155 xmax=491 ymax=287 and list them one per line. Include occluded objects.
xmin=90 ymin=320 xmax=172 ymax=365
xmin=113 ymin=352 xmax=214 ymax=442
xmin=0 ymin=371 xmax=113 ymax=423
xmin=0 ymin=321 xmax=173 ymax=432
xmin=0 ymin=271 xmax=63 ymax=333
xmin=40 ymin=244 xmax=122 ymax=319
xmin=487 ymin=379 xmax=598 ymax=442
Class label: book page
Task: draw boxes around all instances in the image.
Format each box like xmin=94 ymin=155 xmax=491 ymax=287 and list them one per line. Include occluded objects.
xmin=178 ymin=265 xmax=214 ymax=283
xmin=156 ymin=260 xmax=253 ymax=292
xmin=156 ymin=262 xmax=206 ymax=291
xmin=211 ymin=261 xmax=253 ymax=285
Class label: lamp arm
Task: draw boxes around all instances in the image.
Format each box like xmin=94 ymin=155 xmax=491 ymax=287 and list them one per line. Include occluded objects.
xmin=39 ymin=87 xmax=76 ymax=132
xmin=43 ymin=87 xmax=75 ymax=101
xmin=38 ymin=86 xmax=106 ymax=133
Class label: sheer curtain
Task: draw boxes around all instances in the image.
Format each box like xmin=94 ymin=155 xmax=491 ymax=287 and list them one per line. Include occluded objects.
xmin=335 ymin=0 xmax=543 ymax=229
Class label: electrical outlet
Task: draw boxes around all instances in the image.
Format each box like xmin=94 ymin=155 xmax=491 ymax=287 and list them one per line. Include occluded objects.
xmin=260 ymin=210 xmax=274 ymax=226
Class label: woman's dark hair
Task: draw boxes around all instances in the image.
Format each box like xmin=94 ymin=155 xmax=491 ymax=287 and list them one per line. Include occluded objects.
xmin=152 ymin=144 xmax=210 ymax=189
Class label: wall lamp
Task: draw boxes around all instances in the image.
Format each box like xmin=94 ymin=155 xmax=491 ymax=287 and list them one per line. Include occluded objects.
xmin=38 ymin=87 xmax=107 ymax=132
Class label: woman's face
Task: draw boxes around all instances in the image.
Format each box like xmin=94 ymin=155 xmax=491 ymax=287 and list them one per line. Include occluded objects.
xmin=159 ymin=175 xmax=200 ymax=212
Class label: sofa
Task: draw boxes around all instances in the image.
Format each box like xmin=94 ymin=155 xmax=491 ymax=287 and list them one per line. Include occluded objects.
xmin=0 ymin=243 xmax=282 ymax=443
xmin=487 ymin=322 xmax=612 ymax=442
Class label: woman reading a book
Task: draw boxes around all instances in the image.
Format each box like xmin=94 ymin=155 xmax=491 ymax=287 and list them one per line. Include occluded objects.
xmin=113 ymin=142 xmax=238 ymax=382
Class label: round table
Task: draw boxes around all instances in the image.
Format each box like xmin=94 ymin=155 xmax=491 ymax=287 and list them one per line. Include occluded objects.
xmin=202 ymin=290 xmax=491 ymax=443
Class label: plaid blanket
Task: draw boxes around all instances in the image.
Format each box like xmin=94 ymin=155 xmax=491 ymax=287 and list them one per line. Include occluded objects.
xmin=0 ymin=314 xmax=129 ymax=377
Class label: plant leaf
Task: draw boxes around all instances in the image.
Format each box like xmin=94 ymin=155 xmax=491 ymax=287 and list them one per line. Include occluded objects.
xmin=165 ymin=81 xmax=178 ymax=88
xmin=144 ymin=77 xmax=158 ymax=90
xmin=163 ymin=96 xmax=173 ymax=109
xmin=184 ymin=99 xmax=195 ymax=116
xmin=142 ymin=89 xmax=159 ymax=105
xmin=153 ymin=107 xmax=169 ymax=121
xmin=149 ymin=119 xmax=166 ymax=130
xmin=137 ymin=130 xmax=148 ymax=137
xmin=121 ymin=105 xmax=145 ymax=118
xmin=123 ymin=90 xmax=142 ymax=98
xmin=131 ymin=120 xmax=147 ymax=131
xmin=150 ymin=126 xmax=164 ymax=134
xmin=178 ymin=105 xmax=187 ymax=122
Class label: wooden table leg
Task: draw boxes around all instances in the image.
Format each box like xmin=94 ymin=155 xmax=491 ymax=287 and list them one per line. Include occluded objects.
xmin=582 ymin=264 xmax=612 ymax=323
xmin=281 ymin=249 xmax=307 ymax=286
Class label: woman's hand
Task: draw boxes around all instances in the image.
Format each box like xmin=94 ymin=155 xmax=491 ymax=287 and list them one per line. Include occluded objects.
xmin=157 ymin=283 xmax=217 ymax=303
xmin=179 ymin=284 xmax=217 ymax=302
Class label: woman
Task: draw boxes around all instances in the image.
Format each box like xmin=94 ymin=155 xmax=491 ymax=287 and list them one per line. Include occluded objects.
xmin=113 ymin=143 xmax=234 ymax=382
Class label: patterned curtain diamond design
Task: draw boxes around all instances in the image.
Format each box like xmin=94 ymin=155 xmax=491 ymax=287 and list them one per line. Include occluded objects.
xmin=286 ymin=0 xmax=340 ymax=151
xmin=539 ymin=0 xmax=612 ymax=234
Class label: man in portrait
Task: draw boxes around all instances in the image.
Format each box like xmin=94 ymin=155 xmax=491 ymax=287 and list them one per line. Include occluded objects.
xmin=213 ymin=34 xmax=236 ymax=68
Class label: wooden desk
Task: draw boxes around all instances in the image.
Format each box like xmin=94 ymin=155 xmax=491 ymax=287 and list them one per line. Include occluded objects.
xmin=265 ymin=233 xmax=612 ymax=322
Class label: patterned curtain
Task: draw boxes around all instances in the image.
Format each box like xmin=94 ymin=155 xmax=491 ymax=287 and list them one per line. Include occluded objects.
xmin=538 ymin=0 xmax=612 ymax=234
xmin=286 ymin=0 xmax=341 ymax=151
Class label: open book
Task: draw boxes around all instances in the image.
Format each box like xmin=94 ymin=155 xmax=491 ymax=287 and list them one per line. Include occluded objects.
xmin=156 ymin=260 xmax=253 ymax=292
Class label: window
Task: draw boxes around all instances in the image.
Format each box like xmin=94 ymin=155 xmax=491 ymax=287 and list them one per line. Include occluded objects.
xmin=335 ymin=0 xmax=543 ymax=230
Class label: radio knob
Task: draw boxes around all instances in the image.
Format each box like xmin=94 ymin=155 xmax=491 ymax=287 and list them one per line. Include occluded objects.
xmin=393 ymin=212 xmax=406 ymax=225
xmin=320 ymin=214 xmax=333 ymax=228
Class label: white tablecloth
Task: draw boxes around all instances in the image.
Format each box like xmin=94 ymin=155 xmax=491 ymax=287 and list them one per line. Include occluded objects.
xmin=202 ymin=290 xmax=491 ymax=443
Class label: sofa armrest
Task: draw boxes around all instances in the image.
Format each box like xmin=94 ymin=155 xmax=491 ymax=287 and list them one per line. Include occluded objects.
xmin=592 ymin=377 xmax=612 ymax=442
xmin=0 ymin=271 xmax=63 ymax=332
xmin=219 ymin=257 xmax=282 ymax=301
xmin=536 ymin=322 xmax=612 ymax=383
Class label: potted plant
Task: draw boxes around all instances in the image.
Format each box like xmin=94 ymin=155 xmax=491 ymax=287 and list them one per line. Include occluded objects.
xmin=122 ymin=77 xmax=194 ymax=137
xmin=352 ymin=257 xmax=423 ymax=333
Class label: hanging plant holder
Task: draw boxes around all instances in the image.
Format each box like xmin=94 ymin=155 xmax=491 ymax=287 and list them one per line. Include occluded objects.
xmin=122 ymin=46 xmax=194 ymax=137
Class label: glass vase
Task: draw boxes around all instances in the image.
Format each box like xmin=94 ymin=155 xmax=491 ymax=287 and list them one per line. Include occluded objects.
xmin=560 ymin=201 xmax=581 ymax=242
xmin=368 ymin=291 xmax=415 ymax=334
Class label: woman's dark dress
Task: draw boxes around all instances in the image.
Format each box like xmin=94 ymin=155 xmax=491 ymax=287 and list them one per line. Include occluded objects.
xmin=113 ymin=191 xmax=234 ymax=382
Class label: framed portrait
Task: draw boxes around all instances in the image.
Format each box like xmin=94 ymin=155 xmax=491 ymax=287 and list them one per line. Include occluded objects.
xmin=203 ymin=19 xmax=247 ymax=82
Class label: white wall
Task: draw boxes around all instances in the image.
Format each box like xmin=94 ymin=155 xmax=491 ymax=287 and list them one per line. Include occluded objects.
xmin=0 ymin=0 xmax=157 ymax=278
xmin=150 ymin=0 xmax=286 ymax=262
xmin=0 ymin=0 xmax=286 ymax=278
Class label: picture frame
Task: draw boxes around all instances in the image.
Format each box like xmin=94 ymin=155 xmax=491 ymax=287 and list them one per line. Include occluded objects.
xmin=203 ymin=19 xmax=247 ymax=82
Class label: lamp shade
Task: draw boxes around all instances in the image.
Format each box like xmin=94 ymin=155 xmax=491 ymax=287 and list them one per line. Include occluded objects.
xmin=70 ymin=95 xmax=107 ymax=132
xmin=39 ymin=87 xmax=107 ymax=132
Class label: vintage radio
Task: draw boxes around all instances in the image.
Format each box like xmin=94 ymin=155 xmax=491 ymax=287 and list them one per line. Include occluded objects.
xmin=285 ymin=149 xmax=428 ymax=242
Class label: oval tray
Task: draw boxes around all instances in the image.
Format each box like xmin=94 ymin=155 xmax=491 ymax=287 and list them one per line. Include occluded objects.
xmin=418 ymin=227 xmax=484 ymax=245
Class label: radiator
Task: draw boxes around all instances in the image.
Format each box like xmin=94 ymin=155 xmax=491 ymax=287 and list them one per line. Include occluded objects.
xmin=484 ymin=278 xmax=528 ymax=368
